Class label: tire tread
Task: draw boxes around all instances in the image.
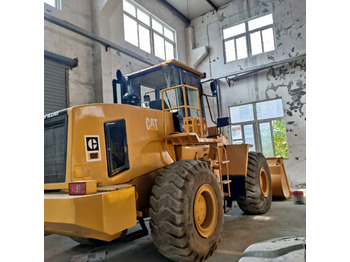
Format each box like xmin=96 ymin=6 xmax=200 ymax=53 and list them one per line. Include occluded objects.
xmin=150 ymin=160 xmax=223 ymax=262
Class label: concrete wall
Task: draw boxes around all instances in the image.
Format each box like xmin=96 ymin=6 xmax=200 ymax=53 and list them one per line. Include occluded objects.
xmin=44 ymin=1 xmax=96 ymax=106
xmin=188 ymin=0 xmax=306 ymax=187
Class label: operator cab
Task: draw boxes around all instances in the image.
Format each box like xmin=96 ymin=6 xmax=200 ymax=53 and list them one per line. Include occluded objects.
xmin=113 ymin=60 xmax=208 ymax=137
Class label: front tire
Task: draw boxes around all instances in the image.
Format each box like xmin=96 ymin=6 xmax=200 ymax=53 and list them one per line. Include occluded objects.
xmin=150 ymin=160 xmax=223 ymax=262
xmin=237 ymin=152 xmax=272 ymax=214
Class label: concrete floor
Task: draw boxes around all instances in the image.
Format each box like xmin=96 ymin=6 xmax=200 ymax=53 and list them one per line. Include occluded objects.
xmin=44 ymin=198 xmax=305 ymax=262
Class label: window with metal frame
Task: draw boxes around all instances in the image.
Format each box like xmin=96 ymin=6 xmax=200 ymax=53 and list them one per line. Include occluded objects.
xmin=123 ymin=0 xmax=177 ymax=60
xmin=105 ymin=119 xmax=130 ymax=177
xmin=223 ymin=13 xmax=275 ymax=63
xmin=229 ymin=98 xmax=289 ymax=158
xmin=44 ymin=0 xmax=62 ymax=10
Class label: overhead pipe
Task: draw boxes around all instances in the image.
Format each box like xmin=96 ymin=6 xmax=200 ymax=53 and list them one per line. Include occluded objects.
xmin=44 ymin=13 xmax=155 ymax=66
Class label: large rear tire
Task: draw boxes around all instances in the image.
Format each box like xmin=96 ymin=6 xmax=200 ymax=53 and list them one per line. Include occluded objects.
xmin=237 ymin=152 xmax=272 ymax=214
xmin=150 ymin=160 xmax=223 ymax=262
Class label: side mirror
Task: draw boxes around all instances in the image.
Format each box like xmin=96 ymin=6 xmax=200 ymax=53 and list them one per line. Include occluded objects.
xmin=210 ymin=80 xmax=217 ymax=97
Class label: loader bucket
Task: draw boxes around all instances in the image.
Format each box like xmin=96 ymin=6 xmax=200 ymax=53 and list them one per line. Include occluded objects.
xmin=266 ymin=158 xmax=292 ymax=199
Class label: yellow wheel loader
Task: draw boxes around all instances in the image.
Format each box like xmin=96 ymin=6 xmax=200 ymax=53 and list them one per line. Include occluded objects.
xmin=44 ymin=60 xmax=291 ymax=261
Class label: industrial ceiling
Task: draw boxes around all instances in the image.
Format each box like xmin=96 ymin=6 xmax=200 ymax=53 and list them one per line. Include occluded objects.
xmin=164 ymin=0 xmax=232 ymax=20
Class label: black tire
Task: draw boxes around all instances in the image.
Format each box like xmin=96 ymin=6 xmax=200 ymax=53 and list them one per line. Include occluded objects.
xmin=237 ymin=152 xmax=272 ymax=214
xmin=150 ymin=160 xmax=223 ymax=262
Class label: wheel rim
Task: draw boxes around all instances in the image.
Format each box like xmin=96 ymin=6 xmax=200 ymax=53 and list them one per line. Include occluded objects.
xmin=194 ymin=184 xmax=218 ymax=238
xmin=259 ymin=167 xmax=270 ymax=198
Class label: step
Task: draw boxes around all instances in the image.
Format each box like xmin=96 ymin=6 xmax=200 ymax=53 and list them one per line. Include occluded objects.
xmin=212 ymin=160 xmax=230 ymax=168
xmin=213 ymin=160 xmax=229 ymax=164
xmin=221 ymin=180 xmax=232 ymax=184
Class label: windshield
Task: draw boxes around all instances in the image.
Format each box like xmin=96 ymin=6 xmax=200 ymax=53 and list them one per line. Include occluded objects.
xmin=126 ymin=63 xmax=204 ymax=118
xmin=161 ymin=85 xmax=201 ymax=118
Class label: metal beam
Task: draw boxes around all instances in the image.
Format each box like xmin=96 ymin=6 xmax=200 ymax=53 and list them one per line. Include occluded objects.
xmin=44 ymin=13 xmax=155 ymax=66
xmin=205 ymin=0 xmax=218 ymax=12
xmin=160 ymin=0 xmax=191 ymax=25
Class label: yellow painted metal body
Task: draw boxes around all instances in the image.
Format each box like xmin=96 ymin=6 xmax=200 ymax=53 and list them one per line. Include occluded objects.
xmin=267 ymin=158 xmax=292 ymax=199
xmin=45 ymin=185 xmax=136 ymax=241
xmin=194 ymin=184 xmax=218 ymax=238
xmin=222 ymin=144 xmax=250 ymax=176
xmin=45 ymin=103 xmax=175 ymax=240
xmin=44 ymin=103 xmax=175 ymax=191
xmin=175 ymin=145 xmax=210 ymax=160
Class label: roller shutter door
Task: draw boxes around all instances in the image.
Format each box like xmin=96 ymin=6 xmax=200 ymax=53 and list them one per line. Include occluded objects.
xmin=44 ymin=57 xmax=68 ymax=114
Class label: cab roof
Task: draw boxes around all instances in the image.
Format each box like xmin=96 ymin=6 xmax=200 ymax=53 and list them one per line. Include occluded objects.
xmin=126 ymin=60 xmax=205 ymax=79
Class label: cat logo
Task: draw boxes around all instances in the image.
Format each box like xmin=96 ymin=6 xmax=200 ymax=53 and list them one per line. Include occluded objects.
xmin=146 ymin=117 xmax=158 ymax=131
xmin=85 ymin=135 xmax=101 ymax=162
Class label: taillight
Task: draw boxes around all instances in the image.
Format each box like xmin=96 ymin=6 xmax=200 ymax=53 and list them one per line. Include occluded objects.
xmin=69 ymin=180 xmax=97 ymax=195
xmin=293 ymin=191 xmax=304 ymax=197
xmin=69 ymin=182 xmax=86 ymax=195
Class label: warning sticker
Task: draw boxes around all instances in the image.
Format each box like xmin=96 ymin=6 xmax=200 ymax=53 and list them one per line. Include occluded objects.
xmin=85 ymin=135 xmax=101 ymax=162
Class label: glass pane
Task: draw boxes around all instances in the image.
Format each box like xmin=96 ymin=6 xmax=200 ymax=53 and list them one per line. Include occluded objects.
xmin=188 ymin=108 xmax=200 ymax=117
xmin=163 ymin=88 xmax=182 ymax=109
xmin=165 ymin=41 xmax=174 ymax=60
xmin=230 ymin=104 xmax=254 ymax=124
xmin=107 ymin=120 xmax=128 ymax=172
xmin=154 ymin=33 xmax=165 ymax=59
xmin=262 ymin=27 xmax=275 ymax=52
xmin=141 ymin=85 xmax=155 ymax=108
xmin=223 ymin=23 xmax=245 ymax=39
xmin=182 ymin=70 xmax=200 ymax=87
xmin=231 ymin=125 xmax=242 ymax=140
xmin=236 ymin=36 xmax=247 ymax=59
xmin=272 ymin=119 xmax=289 ymax=158
xmin=123 ymin=0 xmax=136 ymax=17
xmin=137 ymin=8 xmax=150 ymax=26
xmin=186 ymin=87 xmax=199 ymax=109
xmin=225 ymin=39 xmax=236 ymax=62
xmin=152 ymin=18 xmax=163 ymax=34
xmin=250 ymin=31 xmax=262 ymax=55
xmin=164 ymin=27 xmax=174 ymax=41
xmin=248 ymin=14 xmax=273 ymax=31
xmin=139 ymin=25 xmax=151 ymax=53
xmin=124 ymin=15 xmax=138 ymax=46
xmin=256 ymin=99 xmax=283 ymax=120
xmin=260 ymin=122 xmax=274 ymax=157
xmin=243 ymin=124 xmax=255 ymax=151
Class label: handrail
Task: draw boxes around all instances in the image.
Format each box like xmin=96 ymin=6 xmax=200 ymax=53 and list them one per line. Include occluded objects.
xmin=161 ymin=84 xmax=203 ymax=137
